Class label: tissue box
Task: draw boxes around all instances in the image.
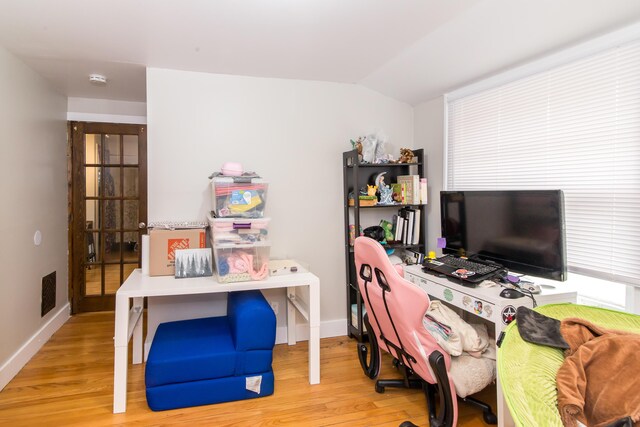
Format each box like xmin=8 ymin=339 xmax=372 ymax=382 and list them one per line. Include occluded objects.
xmin=211 ymin=178 xmax=268 ymax=218
xmin=149 ymin=228 xmax=207 ymax=276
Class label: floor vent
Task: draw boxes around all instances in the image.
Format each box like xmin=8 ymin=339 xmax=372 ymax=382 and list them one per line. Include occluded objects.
xmin=41 ymin=271 xmax=56 ymax=317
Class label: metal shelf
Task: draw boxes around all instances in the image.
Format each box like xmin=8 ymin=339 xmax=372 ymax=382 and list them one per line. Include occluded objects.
xmin=342 ymin=148 xmax=427 ymax=341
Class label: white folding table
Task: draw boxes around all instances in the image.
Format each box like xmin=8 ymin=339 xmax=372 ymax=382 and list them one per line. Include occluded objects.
xmin=113 ymin=268 xmax=320 ymax=413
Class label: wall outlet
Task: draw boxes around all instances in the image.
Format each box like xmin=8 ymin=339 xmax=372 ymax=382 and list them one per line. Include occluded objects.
xmin=270 ymin=301 xmax=279 ymax=315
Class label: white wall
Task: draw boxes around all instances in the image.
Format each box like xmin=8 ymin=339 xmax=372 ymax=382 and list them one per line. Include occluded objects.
xmin=0 ymin=46 xmax=68 ymax=387
xmin=146 ymin=68 xmax=413 ymax=328
xmin=67 ymin=97 xmax=146 ymax=124
xmin=413 ymin=97 xmax=445 ymax=254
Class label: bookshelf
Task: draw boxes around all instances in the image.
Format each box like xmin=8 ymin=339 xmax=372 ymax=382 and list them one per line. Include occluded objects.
xmin=342 ymin=148 xmax=427 ymax=341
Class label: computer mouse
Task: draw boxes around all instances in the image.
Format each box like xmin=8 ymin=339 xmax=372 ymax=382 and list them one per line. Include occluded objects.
xmin=500 ymin=288 xmax=525 ymax=299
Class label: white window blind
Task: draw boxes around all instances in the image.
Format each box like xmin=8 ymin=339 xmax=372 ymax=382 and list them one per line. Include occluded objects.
xmin=446 ymin=39 xmax=640 ymax=286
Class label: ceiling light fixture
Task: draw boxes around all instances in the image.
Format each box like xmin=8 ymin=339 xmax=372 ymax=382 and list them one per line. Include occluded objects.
xmin=89 ymin=73 xmax=107 ymax=86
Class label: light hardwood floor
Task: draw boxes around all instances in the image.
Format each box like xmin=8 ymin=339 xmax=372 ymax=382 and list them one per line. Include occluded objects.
xmin=0 ymin=312 xmax=496 ymax=426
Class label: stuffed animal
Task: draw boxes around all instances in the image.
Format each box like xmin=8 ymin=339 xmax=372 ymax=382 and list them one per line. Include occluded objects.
xmin=398 ymin=148 xmax=415 ymax=163
xmin=350 ymin=137 xmax=364 ymax=155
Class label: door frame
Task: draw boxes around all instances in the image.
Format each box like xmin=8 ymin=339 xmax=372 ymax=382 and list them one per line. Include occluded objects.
xmin=69 ymin=121 xmax=147 ymax=314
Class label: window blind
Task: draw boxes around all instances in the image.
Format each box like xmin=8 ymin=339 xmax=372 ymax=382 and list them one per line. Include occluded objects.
xmin=446 ymin=39 xmax=640 ymax=286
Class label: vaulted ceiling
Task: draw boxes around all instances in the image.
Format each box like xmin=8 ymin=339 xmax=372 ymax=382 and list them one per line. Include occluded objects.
xmin=1 ymin=0 xmax=639 ymax=105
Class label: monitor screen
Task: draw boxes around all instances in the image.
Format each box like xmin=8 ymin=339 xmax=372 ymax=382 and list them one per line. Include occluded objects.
xmin=440 ymin=190 xmax=567 ymax=281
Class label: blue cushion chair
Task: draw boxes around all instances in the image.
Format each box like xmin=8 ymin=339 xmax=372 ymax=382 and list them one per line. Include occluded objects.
xmin=145 ymin=290 xmax=277 ymax=411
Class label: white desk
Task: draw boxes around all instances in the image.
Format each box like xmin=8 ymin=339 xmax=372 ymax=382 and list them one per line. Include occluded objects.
xmin=113 ymin=268 xmax=321 ymax=414
xmin=403 ymin=265 xmax=577 ymax=427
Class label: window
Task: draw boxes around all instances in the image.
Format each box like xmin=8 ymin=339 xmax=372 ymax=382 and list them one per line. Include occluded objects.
xmin=445 ymin=27 xmax=640 ymax=287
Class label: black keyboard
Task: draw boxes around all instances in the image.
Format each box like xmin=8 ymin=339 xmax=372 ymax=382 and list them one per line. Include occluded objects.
xmin=436 ymin=255 xmax=500 ymax=275
xmin=422 ymin=254 xmax=503 ymax=284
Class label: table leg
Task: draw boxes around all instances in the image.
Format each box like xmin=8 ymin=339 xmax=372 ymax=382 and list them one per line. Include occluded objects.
xmin=495 ymin=323 xmax=515 ymax=427
xmin=113 ymin=294 xmax=130 ymax=413
xmin=309 ymin=279 xmax=320 ymax=384
xmin=132 ymin=297 xmax=144 ymax=364
xmin=287 ymin=287 xmax=296 ymax=346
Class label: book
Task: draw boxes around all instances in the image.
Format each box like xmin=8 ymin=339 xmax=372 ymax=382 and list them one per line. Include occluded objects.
xmin=397 ymin=175 xmax=420 ymax=205
xmin=412 ymin=208 xmax=421 ymax=245
xmin=393 ymin=214 xmax=404 ymax=242
xmin=406 ymin=209 xmax=414 ymax=245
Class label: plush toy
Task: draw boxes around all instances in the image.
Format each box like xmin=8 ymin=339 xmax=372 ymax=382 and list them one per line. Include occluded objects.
xmin=398 ymin=148 xmax=415 ymax=163
xmin=379 ymin=219 xmax=394 ymax=242
xmin=350 ymin=137 xmax=364 ymax=155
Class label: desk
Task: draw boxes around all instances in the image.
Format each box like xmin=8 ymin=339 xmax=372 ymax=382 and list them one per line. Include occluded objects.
xmin=403 ymin=265 xmax=577 ymax=427
xmin=113 ymin=268 xmax=320 ymax=414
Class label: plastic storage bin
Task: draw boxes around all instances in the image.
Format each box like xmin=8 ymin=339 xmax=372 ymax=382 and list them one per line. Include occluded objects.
xmin=213 ymin=242 xmax=271 ymax=283
xmin=207 ymin=214 xmax=270 ymax=245
xmin=211 ymin=178 xmax=268 ymax=218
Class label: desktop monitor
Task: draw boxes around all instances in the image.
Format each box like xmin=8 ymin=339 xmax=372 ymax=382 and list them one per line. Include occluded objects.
xmin=440 ymin=190 xmax=567 ymax=281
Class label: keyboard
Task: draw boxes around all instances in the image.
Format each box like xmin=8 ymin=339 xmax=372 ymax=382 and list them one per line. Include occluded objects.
xmin=422 ymin=254 xmax=503 ymax=284
xmin=436 ymin=255 xmax=500 ymax=275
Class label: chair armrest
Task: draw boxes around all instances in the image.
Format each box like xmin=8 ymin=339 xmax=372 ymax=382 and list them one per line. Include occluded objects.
xmin=227 ymin=290 xmax=277 ymax=351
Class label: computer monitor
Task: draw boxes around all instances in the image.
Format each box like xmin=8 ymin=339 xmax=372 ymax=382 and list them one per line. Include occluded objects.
xmin=440 ymin=190 xmax=567 ymax=281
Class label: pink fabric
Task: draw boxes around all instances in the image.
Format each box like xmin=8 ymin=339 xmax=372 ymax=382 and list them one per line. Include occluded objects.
xmin=354 ymin=236 xmax=459 ymax=426
xmin=228 ymin=254 xmax=250 ymax=273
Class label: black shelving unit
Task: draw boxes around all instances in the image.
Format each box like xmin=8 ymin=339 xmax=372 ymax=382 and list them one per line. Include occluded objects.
xmin=343 ymin=148 xmax=427 ymax=341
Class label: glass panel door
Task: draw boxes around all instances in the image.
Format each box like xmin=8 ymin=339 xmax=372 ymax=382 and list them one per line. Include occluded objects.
xmin=71 ymin=122 xmax=147 ymax=313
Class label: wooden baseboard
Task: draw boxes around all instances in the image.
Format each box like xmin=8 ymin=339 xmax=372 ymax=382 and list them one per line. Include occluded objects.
xmin=0 ymin=303 xmax=70 ymax=391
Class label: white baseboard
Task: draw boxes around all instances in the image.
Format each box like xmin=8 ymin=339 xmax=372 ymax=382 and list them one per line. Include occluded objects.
xmin=0 ymin=303 xmax=70 ymax=391
xmin=275 ymin=318 xmax=347 ymax=344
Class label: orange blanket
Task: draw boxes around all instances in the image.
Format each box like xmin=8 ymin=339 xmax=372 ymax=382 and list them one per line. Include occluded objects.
xmin=556 ymin=318 xmax=640 ymax=427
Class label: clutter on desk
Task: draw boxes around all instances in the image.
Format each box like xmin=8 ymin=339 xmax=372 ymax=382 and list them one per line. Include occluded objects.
xmin=213 ymin=242 xmax=270 ymax=283
xmin=148 ymin=226 xmax=207 ymax=276
xmin=208 ymin=215 xmax=270 ymax=245
xmin=211 ymin=177 xmax=268 ymax=219
xmin=268 ymin=259 xmax=307 ymax=276
xmin=209 ymin=163 xmax=271 ymax=283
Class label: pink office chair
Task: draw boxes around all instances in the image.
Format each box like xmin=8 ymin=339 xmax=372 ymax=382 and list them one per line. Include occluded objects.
xmin=354 ymin=236 xmax=496 ymax=427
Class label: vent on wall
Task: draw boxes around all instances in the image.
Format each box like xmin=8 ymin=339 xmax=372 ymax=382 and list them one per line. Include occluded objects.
xmin=41 ymin=271 xmax=56 ymax=317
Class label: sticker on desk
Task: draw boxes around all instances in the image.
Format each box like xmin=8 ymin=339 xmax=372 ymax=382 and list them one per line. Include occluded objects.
xmin=473 ymin=300 xmax=484 ymax=315
xmin=462 ymin=295 xmax=472 ymax=308
xmin=246 ymin=375 xmax=262 ymax=394
xmin=501 ymin=305 xmax=517 ymax=325
xmin=443 ymin=288 xmax=454 ymax=302
xmin=451 ymin=268 xmax=475 ymax=279
xmin=484 ymin=305 xmax=493 ymax=317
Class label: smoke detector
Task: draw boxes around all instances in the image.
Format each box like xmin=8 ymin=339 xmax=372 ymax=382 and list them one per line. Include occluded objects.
xmin=89 ymin=74 xmax=107 ymax=86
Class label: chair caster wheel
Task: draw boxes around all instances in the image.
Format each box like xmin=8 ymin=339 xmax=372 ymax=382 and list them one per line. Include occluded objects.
xmin=375 ymin=384 xmax=385 ymax=394
xmin=483 ymin=411 xmax=497 ymax=425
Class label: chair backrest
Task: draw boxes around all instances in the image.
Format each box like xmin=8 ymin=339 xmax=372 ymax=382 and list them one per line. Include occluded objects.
xmin=354 ymin=236 xmax=452 ymax=384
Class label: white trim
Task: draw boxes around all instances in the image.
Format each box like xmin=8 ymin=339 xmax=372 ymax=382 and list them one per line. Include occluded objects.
xmin=447 ymin=21 xmax=640 ymax=101
xmin=0 ymin=303 xmax=70 ymax=391
xmin=66 ymin=112 xmax=147 ymax=124
xmin=286 ymin=318 xmax=347 ymax=343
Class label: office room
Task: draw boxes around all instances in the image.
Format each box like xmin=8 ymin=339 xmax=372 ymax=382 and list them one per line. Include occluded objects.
xmin=1 ymin=1 xmax=640 ymax=426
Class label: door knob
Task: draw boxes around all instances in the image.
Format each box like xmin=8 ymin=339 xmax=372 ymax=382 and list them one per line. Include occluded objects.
xmin=138 ymin=222 xmax=146 ymax=229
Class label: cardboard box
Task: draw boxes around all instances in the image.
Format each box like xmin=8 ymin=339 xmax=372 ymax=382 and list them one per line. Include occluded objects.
xmin=149 ymin=228 xmax=207 ymax=276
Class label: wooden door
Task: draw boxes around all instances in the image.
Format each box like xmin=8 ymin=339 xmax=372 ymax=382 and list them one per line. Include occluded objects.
xmin=70 ymin=122 xmax=147 ymax=313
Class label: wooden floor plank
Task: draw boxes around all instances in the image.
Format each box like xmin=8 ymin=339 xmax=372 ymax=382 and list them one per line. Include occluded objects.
xmin=0 ymin=312 xmax=497 ymax=426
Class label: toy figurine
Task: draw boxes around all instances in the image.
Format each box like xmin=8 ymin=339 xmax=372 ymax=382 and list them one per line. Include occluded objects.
xmin=367 ymin=185 xmax=378 ymax=196
xmin=397 ymin=148 xmax=415 ymax=163
xmin=375 ymin=172 xmax=394 ymax=205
